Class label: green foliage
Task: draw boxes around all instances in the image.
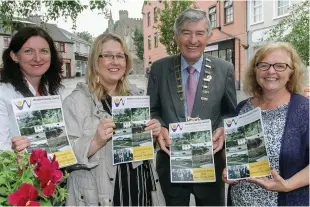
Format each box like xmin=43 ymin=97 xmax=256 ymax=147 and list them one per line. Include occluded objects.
xmin=153 ymin=0 xmax=195 ymax=55
xmin=262 ymin=1 xmax=309 ymax=65
xmin=0 ymin=0 xmax=112 ymax=32
xmin=132 ymin=28 xmax=144 ymax=60
xmin=0 ymin=151 xmax=69 ymax=206
xmin=75 ymin=31 xmax=93 ymax=43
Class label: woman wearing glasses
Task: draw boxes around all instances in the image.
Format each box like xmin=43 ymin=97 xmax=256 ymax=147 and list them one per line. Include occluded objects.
xmin=222 ymin=42 xmax=309 ymax=206
xmin=63 ymin=33 xmax=165 ymax=206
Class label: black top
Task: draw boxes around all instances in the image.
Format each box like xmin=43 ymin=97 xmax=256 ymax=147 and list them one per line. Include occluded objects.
xmin=101 ymin=95 xmax=155 ymax=206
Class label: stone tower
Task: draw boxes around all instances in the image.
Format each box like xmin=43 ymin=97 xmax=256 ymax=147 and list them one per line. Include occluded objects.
xmin=106 ymin=10 xmax=143 ymax=74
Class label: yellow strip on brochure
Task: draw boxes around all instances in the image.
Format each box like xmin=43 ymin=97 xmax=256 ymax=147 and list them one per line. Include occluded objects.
xmin=53 ymin=149 xmax=77 ymax=168
xmin=249 ymin=160 xmax=270 ymax=177
xmin=193 ymin=167 xmax=215 ymax=181
xmin=133 ymin=145 xmax=154 ymax=161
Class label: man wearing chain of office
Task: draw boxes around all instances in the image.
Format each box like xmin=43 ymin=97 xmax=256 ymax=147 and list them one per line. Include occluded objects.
xmin=147 ymin=7 xmax=237 ymax=206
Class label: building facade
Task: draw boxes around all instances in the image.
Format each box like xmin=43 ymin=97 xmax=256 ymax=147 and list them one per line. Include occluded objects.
xmin=142 ymin=1 xmax=168 ymax=72
xmin=142 ymin=0 xmax=247 ymax=90
xmin=61 ymin=29 xmax=91 ymax=76
xmin=107 ymin=10 xmax=144 ymax=74
xmin=247 ymin=0 xmax=300 ymax=61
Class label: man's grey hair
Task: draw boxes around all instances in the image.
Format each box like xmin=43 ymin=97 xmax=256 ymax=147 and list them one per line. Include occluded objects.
xmin=174 ymin=7 xmax=212 ymax=36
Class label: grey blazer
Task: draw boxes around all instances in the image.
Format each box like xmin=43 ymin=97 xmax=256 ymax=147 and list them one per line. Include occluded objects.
xmin=147 ymin=53 xmax=237 ymax=203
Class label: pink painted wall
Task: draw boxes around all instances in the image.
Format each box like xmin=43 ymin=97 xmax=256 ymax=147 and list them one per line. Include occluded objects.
xmin=195 ymin=1 xmax=247 ymax=86
xmin=142 ymin=1 xmax=247 ymax=86
xmin=142 ymin=1 xmax=168 ymax=72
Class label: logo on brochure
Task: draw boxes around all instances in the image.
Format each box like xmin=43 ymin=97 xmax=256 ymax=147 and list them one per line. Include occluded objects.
xmin=225 ymin=119 xmax=238 ymax=127
xmin=114 ymin=98 xmax=126 ymax=107
xmin=14 ymin=100 xmax=31 ymax=110
xmin=171 ymin=124 xmax=183 ymax=132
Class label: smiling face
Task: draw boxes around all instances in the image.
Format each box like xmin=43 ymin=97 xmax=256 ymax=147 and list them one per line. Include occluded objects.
xmin=255 ymin=49 xmax=293 ymax=94
xmin=97 ymin=40 xmax=127 ymax=86
xmin=175 ymin=19 xmax=209 ymax=64
xmin=10 ymin=36 xmax=51 ymax=80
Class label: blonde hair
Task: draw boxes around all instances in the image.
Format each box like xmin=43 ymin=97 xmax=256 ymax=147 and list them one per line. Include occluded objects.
xmin=244 ymin=42 xmax=305 ymax=97
xmin=86 ymin=33 xmax=132 ymax=99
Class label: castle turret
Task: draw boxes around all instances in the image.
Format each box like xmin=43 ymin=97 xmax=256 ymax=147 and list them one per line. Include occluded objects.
xmin=119 ymin=10 xmax=129 ymax=20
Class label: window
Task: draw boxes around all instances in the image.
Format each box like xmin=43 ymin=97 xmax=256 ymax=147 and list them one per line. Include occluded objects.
xmin=147 ymin=12 xmax=151 ymax=26
xmin=276 ymin=0 xmax=290 ymax=17
xmin=3 ymin=37 xmax=9 ymax=48
xmin=76 ymin=42 xmax=80 ymax=52
xmin=224 ymin=0 xmax=233 ymax=24
xmin=154 ymin=7 xmax=158 ymax=23
xmin=58 ymin=43 xmax=65 ymax=52
xmin=148 ymin=36 xmax=151 ymax=50
xmin=209 ymin=7 xmax=216 ymax=28
xmin=251 ymin=0 xmax=263 ymax=24
xmin=154 ymin=32 xmax=158 ymax=48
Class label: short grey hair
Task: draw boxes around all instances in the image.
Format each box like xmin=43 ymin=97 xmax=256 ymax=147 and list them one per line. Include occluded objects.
xmin=174 ymin=7 xmax=212 ymax=36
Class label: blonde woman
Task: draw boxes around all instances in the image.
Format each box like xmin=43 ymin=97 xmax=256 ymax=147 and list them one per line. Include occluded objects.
xmin=63 ymin=33 xmax=165 ymax=206
xmin=223 ymin=42 xmax=309 ymax=206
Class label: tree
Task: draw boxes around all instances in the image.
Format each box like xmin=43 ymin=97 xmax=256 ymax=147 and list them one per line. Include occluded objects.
xmin=132 ymin=28 xmax=144 ymax=60
xmin=0 ymin=0 xmax=113 ymax=32
xmin=262 ymin=1 xmax=309 ymax=65
xmin=153 ymin=0 xmax=195 ymax=55
xmin=75 ymin=31 xmax=93 ymax=43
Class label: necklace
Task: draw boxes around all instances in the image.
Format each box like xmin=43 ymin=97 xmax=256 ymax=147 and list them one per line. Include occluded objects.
xmin=174 ymin=53 xmax=213 ymax=121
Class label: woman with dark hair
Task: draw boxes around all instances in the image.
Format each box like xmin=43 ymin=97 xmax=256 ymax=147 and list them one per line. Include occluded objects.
xmin=0 ymin=26 xmax=63 ymax=151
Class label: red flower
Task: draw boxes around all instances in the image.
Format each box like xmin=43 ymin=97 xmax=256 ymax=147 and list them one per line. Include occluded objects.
xmin=30 ymin=149 xmax=47 ymax=165
xmin=8 ymin=183 xmax=40 ymax=206
xmin=37 ymin=158 xmax=63 ymax=197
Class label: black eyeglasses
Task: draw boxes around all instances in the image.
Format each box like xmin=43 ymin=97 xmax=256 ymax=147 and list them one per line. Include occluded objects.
xmin=256 ymin=62 xmax=292 ymax=72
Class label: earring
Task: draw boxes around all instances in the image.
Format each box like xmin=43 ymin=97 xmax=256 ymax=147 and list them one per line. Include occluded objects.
xmin=96 ymin=76 xmax=100 ymax=83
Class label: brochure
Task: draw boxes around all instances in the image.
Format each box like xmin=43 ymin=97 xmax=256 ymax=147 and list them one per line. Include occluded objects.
xmin=112 ymin=96 xmax=154 ymax=165
xmin=224 ymin=107 xmax=270 ymax=180
xmin=169 ymin=120 xmax=216 ymax=183
xmin=11 ymin=95 xmax=77 ymax=168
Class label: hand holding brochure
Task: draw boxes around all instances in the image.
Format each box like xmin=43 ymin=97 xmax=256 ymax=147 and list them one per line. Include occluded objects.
xmin=169 ymin=120 xmax=216 ymax=183
xmin=224 ymin=107 xmax=270 ymax=180
xmin=11 ymin=95 xmax=77 ymax=168
xmin=112 ymin=96 xmax=154 ymax=165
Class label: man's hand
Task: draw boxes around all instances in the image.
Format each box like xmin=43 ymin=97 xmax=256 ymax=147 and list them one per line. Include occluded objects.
xmin=213 ymin=127 xmax=224 ymax=154
xmin=157 ymin=127 xmax=171 ymax=155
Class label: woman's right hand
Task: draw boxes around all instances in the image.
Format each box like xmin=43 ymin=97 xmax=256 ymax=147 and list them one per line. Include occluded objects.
xmin=222 ymin=167 xmax=239 ymax=185
xmin=12 ymin=136 xmax=30 ymax=153
xmin=94 ymin=119 xmax=115 ymax=147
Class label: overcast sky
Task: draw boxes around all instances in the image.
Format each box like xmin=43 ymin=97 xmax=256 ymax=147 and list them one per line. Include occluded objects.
xmin=49 ymin=0 xmax=144 ymax=37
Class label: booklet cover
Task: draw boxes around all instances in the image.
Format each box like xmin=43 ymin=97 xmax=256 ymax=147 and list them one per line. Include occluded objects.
xmin=112 ymin=96 xmax=154 ymax=165
xmin=169 ymin=120 xmax=216 ymax=183
xmin=224 ymin=107 xmax=270 ymax=180
xmin=11 ymin=95 xmax=77 ymax=168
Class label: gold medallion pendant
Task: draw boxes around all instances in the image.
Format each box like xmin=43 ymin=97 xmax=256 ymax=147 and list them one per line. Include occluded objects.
xmin=186 ymin=116 xmax=201 ymax=122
